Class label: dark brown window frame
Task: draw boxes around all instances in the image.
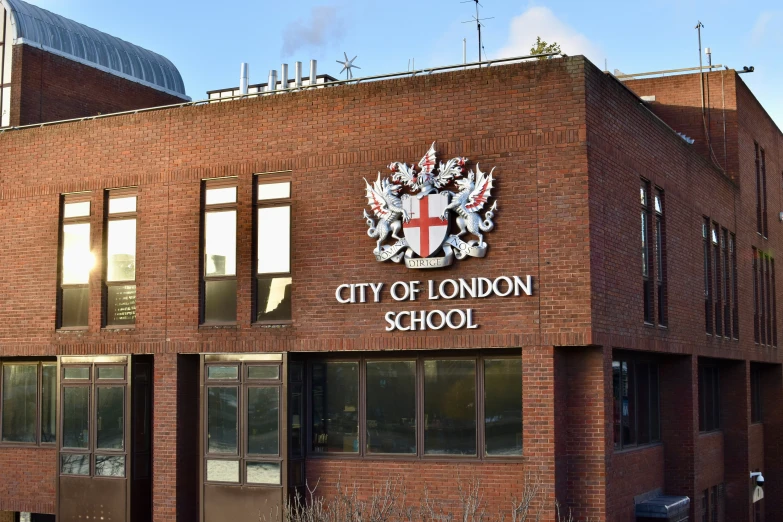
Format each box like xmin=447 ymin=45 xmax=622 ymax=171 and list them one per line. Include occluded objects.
xmin=654 ymin=187 xmax=667 ymax=327
xmin=304 ymin=351 xmax=523 ymax=462
xmin=698 ymin=361 xmax=721 ymax=433
xmin=755 ymin=142 xmax=763 ymax=237
xmin=200 ymin=178 xmax=239 ymax=326
xmin=750 ymin=365 xmax=763 ymax=424
xmin=202 ymin=358 xmax=285 ymax=487
xmin=253 ymin=172 xmax=293 ymax=325
xmin=641 ymin=180 xmax=654 ymax=325
xmin=704 ymin=218 xmax=713 ymax=334
xmin=612 ymin=352 xmax=661 ymax=450
xmin=712 ymin=223 xmax=722 ymax=337
xmin=753 ymin=248 xmax=777 ymax=347
xmin=761 ymin=147 xmax=768 ymax=238
xmin=731 ymin=233 xmax=739 ymax=340
xmin=103 ymin=188 xmax=138 ymax=328
xmin=0 ymin=359 xmax=57 ymax=447
xmin=58 ymin=192 xmax=93 ymax=330
xmin=704 ymin=218 xmax=737 ymax=340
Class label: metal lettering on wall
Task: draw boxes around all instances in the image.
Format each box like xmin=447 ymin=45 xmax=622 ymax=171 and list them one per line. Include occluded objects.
xmin=335 ymin=276 xmax=533 ymax=331
xmin=363 ymin=143 xmax=498 ymax=269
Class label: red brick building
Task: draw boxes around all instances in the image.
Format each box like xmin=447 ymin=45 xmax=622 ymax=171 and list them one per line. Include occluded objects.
xmin=0 ymin=4 xmax=780 ymax=521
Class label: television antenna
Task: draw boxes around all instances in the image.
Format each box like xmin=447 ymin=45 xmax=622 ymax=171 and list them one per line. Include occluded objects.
xmin=462 ymin=0 xmax=493 ymax=62
xmin=336 ymin=52 xmax=360 ymax=80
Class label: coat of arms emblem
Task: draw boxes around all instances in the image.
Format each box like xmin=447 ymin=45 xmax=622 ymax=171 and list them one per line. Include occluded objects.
xmin=362 ymin=142 xmax=498 ymax=269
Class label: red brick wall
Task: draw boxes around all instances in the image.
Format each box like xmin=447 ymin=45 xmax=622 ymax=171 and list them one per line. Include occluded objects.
xmin=9 ymin=44 xmax=186 ymax=127
xmin=0 ymin=447 xmax=56 ymax=513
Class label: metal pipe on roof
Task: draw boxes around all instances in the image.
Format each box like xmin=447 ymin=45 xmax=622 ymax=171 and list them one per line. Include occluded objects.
xmin=240 ymin=63 xmax=249 ymax=95
xmin=281 ymin=64 xmax=289 ymax=91
xmin=309 ymin=59 xmax=317 ymax=86
xmin=295 ymin=61 xmax=302 ymax=88
xmin=268 ymin=70 xmax=277 ymax=92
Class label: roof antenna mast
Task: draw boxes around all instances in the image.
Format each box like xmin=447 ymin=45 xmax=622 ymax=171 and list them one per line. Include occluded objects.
xmin=462 ymin=0 xmax=493 ymax=62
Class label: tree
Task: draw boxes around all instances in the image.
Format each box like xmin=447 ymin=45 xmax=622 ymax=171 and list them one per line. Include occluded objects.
xmin=530 ymin=37 xmax=561 ymax=59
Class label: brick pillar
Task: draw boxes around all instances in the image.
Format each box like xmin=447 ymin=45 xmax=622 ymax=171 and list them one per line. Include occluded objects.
xmin=659 ymin=356 xmax=696 ymax=513
xmin=722 ymin=360 xmax=750 ymax=522
xmin=153 ymin=352 xmax=178 ymax=522
xmin=762 ymin=364 xmax=783 ymax=520
xmin=524 ymin=345 xmax=556 ymax=521
xmin=553 ymin=346 xmax=606 ymax=521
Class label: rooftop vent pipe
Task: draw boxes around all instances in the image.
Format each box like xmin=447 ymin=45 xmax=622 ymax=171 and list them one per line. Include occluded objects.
xmin=309 ymin=59 xmax=317 ymax=86
xmin=295 ymin=61 xmax=303 ymax=88
xmin=240 ymin=63 xmax=249 ymax=95
xmin=281 ymin=64 xmax=289 ymax=90
xmin=268 ymin=70 xmax=277 ymax=92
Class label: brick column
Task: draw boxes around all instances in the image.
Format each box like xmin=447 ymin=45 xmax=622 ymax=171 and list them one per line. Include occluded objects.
xmin=762 ymin=364 xmax=783 ymax=520
xmin=524 ymin=345 xmax=556 ymax=521
xmin=153 ymin=352 xmax=178 ymax=522
xmin=722 ymin=360 xmax=750 ymax=522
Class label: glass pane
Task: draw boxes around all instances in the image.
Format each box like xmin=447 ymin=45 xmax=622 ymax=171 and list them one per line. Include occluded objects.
xmin=61 ymin=287 xmax=89 ymax=328
xmin=1 ymin=364 xmax=37 ymax=443
xmin=484 ymin=359 xmax=523 ymax=456
xmin=62 ymin=387 xmax=90 ymax=448
xmin=247 ymin=462 xmax=281 ymax=485
xmin=108 ymin=196 xmax=137 ymax=214
xmin=207 ymin=387 xmax=238 ymax=454
xmin=205 ymin=210 xmax=236 ymax=276
xmin=257 ymin=207 xmax=290 ymax=274
xmin=258 ymin=182 xmax=291 ymax=201
xmin=107 ymin=219 xmax=136 ymax=281
xmin=256 ymin=277 xmax=292 ymax=322
xmin=290 ymin=383 xmax=303 ymax=458
xmin=204 ymin=280 xmax=237 ymax=323
xmin=207 ymin=366 xmax=238 ymax=380
xmin=612 ymin=361 xmax=621 ymax=447
xmin=637 ymin=362 xmax=651 ymax=445
xmin=62 ymin=222 xmax=93 ymax=284
xmin=311 ymin=362 xmax=358 ymax=453
xmin=107 ymin=285 xmax=136 ymax=325
xmin=621 ymin=361 xmax=635 ymax=444
xmin=248 ymin=366 xmax=280 ymax=380
xmin=206 ymin=186 xmax=237 ymax=205
xmin=63 ymin=201 xmax=90 ymax=218
xmin=97 ymin=387 xmax=124 ymax=450
xmin=247 ymin=387 xmax=279 ymax=455
xmin=41 ymin=365 xmax=57 ymax=443
xmin=60 ymin=454 xmax=90 ymax=475
xmin=424 ymin=360 xmax=476 ymax=455
xmin=64 ymin=367 xmax=89 ymax=379
xmin=206 ymin=459 xmax=239 ymax=483
xmin=95 ymin=455 xmax=125 ymax=477
xmin=366 ymin=361 xmax=416 ymax=454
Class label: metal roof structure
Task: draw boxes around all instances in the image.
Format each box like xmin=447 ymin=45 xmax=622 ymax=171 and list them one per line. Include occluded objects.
xmin=1 ymin=0 xmax=188 ymax=99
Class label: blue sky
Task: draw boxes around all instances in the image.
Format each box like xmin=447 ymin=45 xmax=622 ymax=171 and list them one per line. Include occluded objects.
xmin=28 ymin=0 xmax=783 ymax=126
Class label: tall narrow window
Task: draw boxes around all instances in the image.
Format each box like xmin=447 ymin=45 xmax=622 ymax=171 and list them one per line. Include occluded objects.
xmin=751 ymin=365 xmax=762 ymax=423
xmin=765 ymin=254 xmax=772 ymax=347
xmin=699 ymin=362 xmax=720 ymax=432
xmin=721 ymin=229 xmax=730 ymax=337
xmin=760 ymin=250 xmax=767 ymax=346
xmin=612 ymin=354 xmax=660 ymax=449
xmin=712 ymin=224 xmax=722 ymax=337
xmin=761 ymin=148 xmax=768 ymax=238
xmin=255 ymin=173 xmax=292 ymax=323
xmin=105 ymin=190 xmax=137 ymax=326
xmin=755 ymin=142 xmax=762 ymax=236
xmin=202 ymin=179 xmax=237 ymax=324
xmin=1 ymin=361 xmax=57 ymax=445
xmin=641 ymin=180 xmax=653 ymax=324
xmin=731 ymin=234 xmax=739 ymax=339
xmin=753 ymin=248 xmax=760 ymax=344
xmin=772 ymin=258 xmax=778 ymax=347
xmin=59 ymin=194 xmax=93 ymax=329
xmin=704 ymin=219 xmax=713 ymax=334
xmin=654 ymin=188 xmax=667 ymax=326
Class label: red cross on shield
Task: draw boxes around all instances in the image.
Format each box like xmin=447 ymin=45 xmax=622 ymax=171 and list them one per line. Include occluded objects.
xmin=403 ymin=193 xmax=450 ymax=258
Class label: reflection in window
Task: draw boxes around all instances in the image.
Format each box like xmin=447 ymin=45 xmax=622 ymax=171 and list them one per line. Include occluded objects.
xmin=208 ymin=366 xmax=239 ymax=380
xmin=248 ymin=366 xmax=280 ymax=380
xmin=247 ymin=462 xmax=281 ymax=484
xmin=107 ymin=285 xmax=136 ymax=325
xmin=95 ymin=455 xmax=125 ymax=477
xmin=1 ymin=364 xmax=37 ymax=443
xmin=64 ymin=367 xmax=89 ymax=379
xmin=256 ymin=277 xmax=292 ymax=322
xmin=62 ymin=223 xmax=93 ymax=285
xmin=62 ymin=387 xmax=90 ymax=448
xmin=205 ymin=211 xmax=237 ymax=276
xmin=366 ymin=361 xmax=416 ymax=454
xmin=60 ymin=196 xmax=92 ymax=329
xmin=106 ymin=192 xmax=137 ymax=326
xmin=207 ymin=387 xmax=238 ymax=454
xmin=97 ymin=387 xmax=124 ymax=450
xmin=256 ymin=176 xmax=292 ymax=325
xmin=311 ymin=362 xmax=358 ymax=453
xmin=206 ymin=459 xmax=240 ymax=483
xmin=424 ymin=360 xmax=476 ymax=455
xmin=107 ymin=219 xmax=136 ymax=281
xmin=247 ymin=387 xmax=279 ymax=455
xmin=41 ymin=364 xmax=57 ymax=443
xmin=484 ymin=359 xmax=522 ymax=456
xmin=97 ymin=366 xmax=124 ymax=380
xmin=257 ymin=207 xmax=290 ymax=274
xmin=257 ymin=182 xmax=290 ymax=201
xmin=204 ymin=280 xmax=237 ymax=323
xmin=61 ymin=453 xmax=90 ymax=475
xmin=203 ymin=181 xmax=238 ymax=324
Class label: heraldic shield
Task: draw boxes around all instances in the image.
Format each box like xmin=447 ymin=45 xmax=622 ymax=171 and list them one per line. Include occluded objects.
xmin=402 ymin=192 xmax=450 ymax=258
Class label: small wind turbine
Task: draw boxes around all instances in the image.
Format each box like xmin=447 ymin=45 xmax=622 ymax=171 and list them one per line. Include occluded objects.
xmin=336 ymin=52 xmax=360 ymax=80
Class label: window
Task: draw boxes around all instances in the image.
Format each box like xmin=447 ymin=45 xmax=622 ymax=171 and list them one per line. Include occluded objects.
xmin=255 ymin=173 xmax=292 ymax=323
xmin=721 ymin=229 xmax=730 ymax=337
xmin=0 ymin=361 xmax=57 ymax=445
xmin=699 ymin=361 xmax=720 ymax=432
xmin=202 ymin=179 xmax=237 ymax=324
xmin=751 ymin=365 xmax=762 ymax=423
xmin=654 ymin=189 xmax=667 ymax=326
xmin=59 ymin=194 xmax=93 ymax=328
xmin=712 ymin=224 xmax=722 ymax=337
xmin=308 ymin=354 xmax=522 ymax=459
xmin=104 ymin=189 xmax=137 ymax=326
xmin=761 ymin=148 xmax=768 ymax=238
xmin=753 ymin=248 xmax=777 ymax=347
xmin=731 ymin=234 xmax=738 ymax=339
xmin=612 ymin=354 xmax=660 ymax=449
xmin=641 ymin=180 xmax=653 ymax=324
xmin=704 ymin=219 xmax=737 ymax=339
xmin=204 ymin=360 xmax=282 ymax=485
xmin=703 ymin=219 xmax=713 ymax=334
xmin=755 ymin=142 xmax=766 ymax=237
xmin=702 ymin=484 xmax=724 ymax=522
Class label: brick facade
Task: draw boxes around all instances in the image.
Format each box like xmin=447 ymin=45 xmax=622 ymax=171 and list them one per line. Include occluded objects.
xmin=0 ymin=56 xmax=779 ymax=522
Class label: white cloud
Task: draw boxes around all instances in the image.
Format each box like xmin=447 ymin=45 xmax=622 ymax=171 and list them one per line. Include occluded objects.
xmin=280 ymin=5 xmax=347 ymax=57
xmin=494 ymin=6 xmax=602 ymax=66
xmin=751 ymin=11 xmax=782 ymax=46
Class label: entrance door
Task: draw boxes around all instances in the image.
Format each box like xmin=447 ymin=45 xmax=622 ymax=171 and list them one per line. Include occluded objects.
xmin=201 ymin=354 xmax=287 ymax=522
xmin=57 ymin=355 xmax=152 ymax=522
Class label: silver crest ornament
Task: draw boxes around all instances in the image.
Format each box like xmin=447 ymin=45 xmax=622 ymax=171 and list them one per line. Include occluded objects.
xmin=363 ymin=142 xmax=499 ymax=269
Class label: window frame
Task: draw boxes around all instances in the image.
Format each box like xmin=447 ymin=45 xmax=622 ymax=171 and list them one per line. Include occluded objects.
xmin=304 ymin=351 xmax=523 ymax=462
xmin=253 ymin=171 xmax=293 ymax=325
xmin=698 ymin=361 xmax=721 ymax=433
xmin=704 ymin=218 xmax=713 ymax=335
xmin=654 ymin=187 xmax=667 ymax=327
xmin=201 ymin=177 xmax=239 ymax=326
xmin=750 ymin=365 xmax=763 ymax=424
xmin=58 ymin=192 xmax=92 ymax=330
xmin=641 ymin=180 xmax=654 ymax=325
xmin=612 ymin=352 xmax=661 ymax=451
xmin=0 ymin=360 xmax=57 ymax=447
xmin=103 ymin=188 xmax=138 ymax=328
